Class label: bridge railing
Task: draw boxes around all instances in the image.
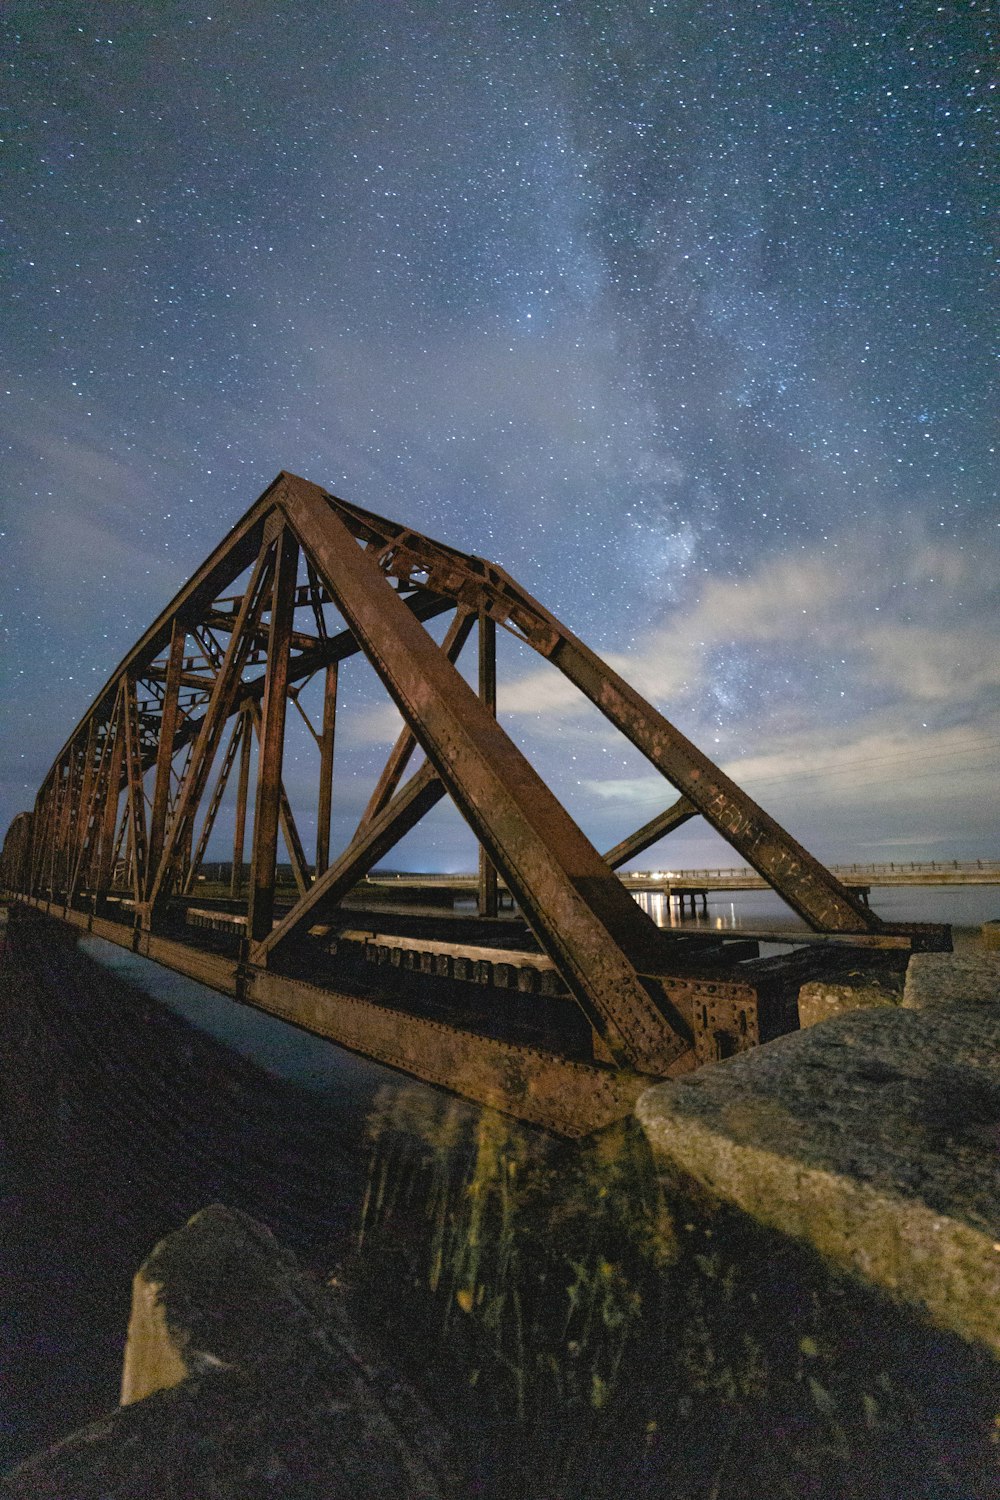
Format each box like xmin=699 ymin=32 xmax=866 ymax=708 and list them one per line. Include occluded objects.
xmin=625 ymin=861 xmax=999 ymax=879
xmin=365 ymin=860 xmax=1000 ymax=883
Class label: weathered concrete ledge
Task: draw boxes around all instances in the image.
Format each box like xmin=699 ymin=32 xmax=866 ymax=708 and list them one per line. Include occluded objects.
xmin=2 ymin=1205 xmax=455 ymax=1498
xmin=797 ymin=972 xmax=902 ymax=1028
xmin=903 ymin=950 xmax=1000 ymax=1009
xmin=637 ymin=954 xmax=1000 ymax=1355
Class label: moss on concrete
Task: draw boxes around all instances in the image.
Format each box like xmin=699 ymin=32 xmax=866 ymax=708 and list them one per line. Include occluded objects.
xmin=637 ymin=995 xmax=1000 ymax=1355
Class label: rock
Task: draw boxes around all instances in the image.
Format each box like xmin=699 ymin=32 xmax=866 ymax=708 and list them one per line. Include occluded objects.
xmin=903 ymin=952 xmax=1000 ymax=1009
xmin=636 ymin=998 xmax=1000 ymax=1355
xmin=980 ymin=920 xmax=1000 ymax=951
xmin=797 ymin=980 xmax=898 ymax=1029
xmin=3 ymin=1206 xmax=456 ymax=1499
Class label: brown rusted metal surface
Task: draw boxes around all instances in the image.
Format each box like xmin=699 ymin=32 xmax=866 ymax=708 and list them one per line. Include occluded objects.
xmin=477 ymin=610 xmax=499 ymax=920
xmin=317 ymin=490 xmax=880 ymax=934
xmin=315 ymin=662 xmax=338 ymax=876
xmin=122 ymin=676 xmax=149 ymax=905
xmin=0 ymin=469 xmax=951 ymax=1138
xmin=274 ymin=473 xmax=689 ymax=1073
xmin=602 ymin=796 xmax=697 ymax=871
xmin=243 ymin=700 xmax=311 ymax=899
xmin=147 ymin=619 xmax=186 ymax=898
xmin=245 ymin=967 xmax=662 ymax=1138
xmin=247 ymin=525 xmax=299 ymax=944
xmin=230 ymin=707 xmax=252 ymax=898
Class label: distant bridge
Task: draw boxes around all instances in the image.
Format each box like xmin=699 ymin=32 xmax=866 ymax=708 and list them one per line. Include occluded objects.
xmin=369 ymin=860 xmax=999 ymax=897
xmin=629 ymin=861 xmax=1000 ymax=888
xmin=0 ymin=472 xmax=951 ymax=1135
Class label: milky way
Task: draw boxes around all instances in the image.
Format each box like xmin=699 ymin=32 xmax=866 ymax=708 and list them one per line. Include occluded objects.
xmin=2 ymin=1 xmax=996 ymax=867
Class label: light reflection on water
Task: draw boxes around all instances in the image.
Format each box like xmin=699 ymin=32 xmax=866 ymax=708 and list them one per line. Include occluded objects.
xmin=633 ymin=885 xmax=998 ymax=946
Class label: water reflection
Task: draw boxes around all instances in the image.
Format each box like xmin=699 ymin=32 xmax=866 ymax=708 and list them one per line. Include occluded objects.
xmin=633 ymin=887 xmax=807 ymax=935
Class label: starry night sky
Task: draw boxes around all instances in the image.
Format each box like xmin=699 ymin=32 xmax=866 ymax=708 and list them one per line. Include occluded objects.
xmin=3 ymin=0 xmax=997 ymax=871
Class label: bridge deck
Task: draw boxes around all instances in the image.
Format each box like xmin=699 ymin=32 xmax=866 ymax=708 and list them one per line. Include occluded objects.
xmin=7 ymin=893 xmax=927 ymax=1135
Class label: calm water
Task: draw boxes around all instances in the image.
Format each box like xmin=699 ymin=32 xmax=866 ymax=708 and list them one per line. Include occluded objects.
xmin=1 ymin=903 xmax=998 ymax=1497
xmin=632 ymin=884 xmax=998 ymax=948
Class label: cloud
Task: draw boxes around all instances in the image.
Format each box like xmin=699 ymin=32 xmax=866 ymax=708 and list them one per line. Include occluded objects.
xmin=0 ymin=387 xmax=185 ymax=620
xmin=496 ymin=524 xmax=998 ymax=728
xmin=858 ymin=623 xmax=1000 ymax=701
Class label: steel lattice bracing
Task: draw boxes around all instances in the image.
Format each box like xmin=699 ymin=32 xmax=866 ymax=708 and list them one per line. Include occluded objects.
xmin=0 ymin=472 xmax=947 ymax=1135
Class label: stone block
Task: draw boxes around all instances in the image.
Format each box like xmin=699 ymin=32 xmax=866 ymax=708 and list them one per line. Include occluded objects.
xmin=903 ymin=951 xmax=1000 ymax=1009
xmin=637 ymin=998 xmax=1000 ymax=1355
xmin=797 ymin=981 xmax=897 ymax=1029
xmin=4 ymin=1206 xmax=455 ymax=1498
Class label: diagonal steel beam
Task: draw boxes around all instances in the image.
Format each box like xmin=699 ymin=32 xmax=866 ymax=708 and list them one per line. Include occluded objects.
xmin=147 ymin=535 xmax=276 ymax=912
xmin=273 ymin=474 xmax=689 ymax=1073
xmin=478 ymin=609 xmax=499 ymax=918
xmin=68 ymin=717 xmax=108 ymax=902
xmin=354 ymin=605 xmax=476 ymax=833
xmin=246 ymin=698 xmax=310 ymax=900
xmin=315 ymin=663 xmax=337 ymax=876
xmin=95 ymin=689 xmax=125 ymax=896
xmin=122 ymin=678 xmax=149 ymax=904
xmin=260 ymin=759 xmax=447 ymax=959
xmin=318 ymin=488 xmax=878 ymax=935
xmin=602 ymin=796 xmax=697 ymax=871
xmin=230 ymin=708 xmax=252 ymax=897
xmin=183 ymin=713 xmax=246 ymax=894
xmin=147 ymin=619 xmax=186 ymax=897
xmin=247 ymin=525 xmax=300 ymax=943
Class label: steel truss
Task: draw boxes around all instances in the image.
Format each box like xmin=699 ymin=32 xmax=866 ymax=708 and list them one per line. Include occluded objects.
xmin=0 ymin=473 xmax=947 ymax=1134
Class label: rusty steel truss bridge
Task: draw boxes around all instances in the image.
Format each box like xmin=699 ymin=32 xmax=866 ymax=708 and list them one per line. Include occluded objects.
xmin=0 ymin=473 xmax=950 ymax=1135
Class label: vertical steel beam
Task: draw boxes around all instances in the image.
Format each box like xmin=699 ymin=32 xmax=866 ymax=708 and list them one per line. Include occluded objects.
xmin=147 ymin=619 xmax=186 ymax=898
xmin=95 ymin=691 xmax=125 ymax=898
xmin=230 ymin=707 xmax=252 ymax=897
xmin=26 ymin=789 xmax=45 ymax=896
xmin=59 ymin=743 xmax=84 ymax=895
xmin=113 ymin=801 xmax=131 ymax=891
xmin=247 ymin=526 xmax=299 ymax=944
xmin=245 ymin=700 xmax=310 ymax=897
xmin=31 ymin=779 xmax=56 ymax=898
xmin=477 ymin=610 xmax=499 ymax=920
xmin=147 ymin=536 xmax=275 ymax=910
xmin=67 ymin=718 xmax=100 ymax=903
xmin=52 ymin=756 xmax=74 ymax=896
xmin=122 ymin=676 xmax=149 ymax=904
xmin=315 ymin=662 xmax=338 ymax=876
xmin=82 ymin=716 xmax=118 ymax=891
xmin=183 ymin=713 xmax=246 ymax=893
